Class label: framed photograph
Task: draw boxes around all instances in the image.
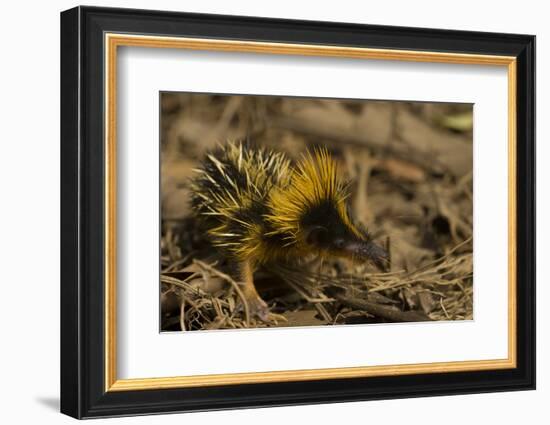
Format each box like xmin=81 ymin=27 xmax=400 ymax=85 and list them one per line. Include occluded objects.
xmin=60 ymin=6 xmax=535 ymax=419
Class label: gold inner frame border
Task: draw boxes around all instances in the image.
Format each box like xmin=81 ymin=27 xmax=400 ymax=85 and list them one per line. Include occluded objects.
xmin=104 ymin=33 xmax=517 ymax=392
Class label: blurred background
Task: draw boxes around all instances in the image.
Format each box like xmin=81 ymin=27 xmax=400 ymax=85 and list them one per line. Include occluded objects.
xmin=160 ymin=93 xmax=473 ymax=331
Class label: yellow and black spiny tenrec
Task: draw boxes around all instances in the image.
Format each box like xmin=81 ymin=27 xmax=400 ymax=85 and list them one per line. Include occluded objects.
xmin=190 ymin=142 xmax=388 ymax=319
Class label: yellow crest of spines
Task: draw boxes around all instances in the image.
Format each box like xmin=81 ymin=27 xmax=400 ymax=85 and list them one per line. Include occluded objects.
xmin=266 ymin=147 xmax=362 ymax=244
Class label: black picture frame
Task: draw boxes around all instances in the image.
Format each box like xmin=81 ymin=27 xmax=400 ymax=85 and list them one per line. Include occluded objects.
xmin=60 ymin=5 xmax=535 ymax=419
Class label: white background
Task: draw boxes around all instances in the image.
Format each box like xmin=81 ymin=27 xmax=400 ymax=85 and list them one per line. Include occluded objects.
xmin=118 ymin=48 xmax=508 ymax=378
xmin=0 ymin=0 xmax=545 ymax=424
